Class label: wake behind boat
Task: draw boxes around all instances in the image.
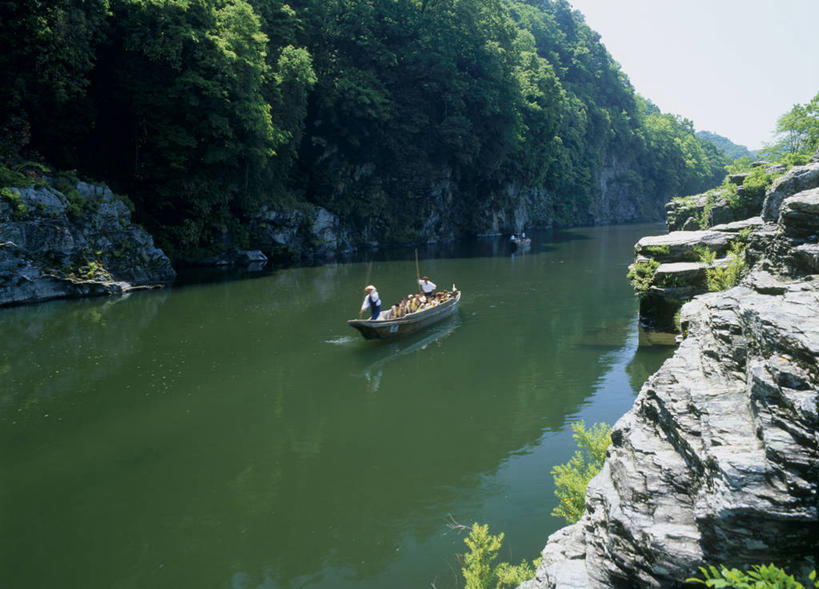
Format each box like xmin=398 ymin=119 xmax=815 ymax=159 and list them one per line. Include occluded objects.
xmin=348 ymin=289 xmax=461 ymax=340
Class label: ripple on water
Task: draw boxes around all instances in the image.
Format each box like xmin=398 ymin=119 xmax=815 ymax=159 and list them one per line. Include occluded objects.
xmin=324 ymin=335 xmax=357 ymax=346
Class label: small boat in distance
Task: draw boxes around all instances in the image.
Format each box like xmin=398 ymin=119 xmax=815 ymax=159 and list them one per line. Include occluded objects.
xmin=510 ymin=236 xmax=531 ymax=250
xmin=348 ymin=289 xmax=461 ymax=340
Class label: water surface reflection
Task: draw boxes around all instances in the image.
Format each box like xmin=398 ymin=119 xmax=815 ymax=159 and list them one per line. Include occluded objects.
xmin=0 ymin=224 xmax=673 ymax=589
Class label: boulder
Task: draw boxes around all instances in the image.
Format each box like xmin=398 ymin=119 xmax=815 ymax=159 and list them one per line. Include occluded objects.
xmin=653 ymin=262 xmax=707 ymax=288
xmin=710 ymin=216 xmax=763 ymax=232
xmin=665 ymin=191 xmax=733 ymax=232
xmin=791 ymin=243 xmax=819 ymax=274
xmin=779 ymin=187 xmax=819 ymax=237
xmin=761 ymin=162 xmax=819 ymax=221
xmin=635 ymin=231 xmax=736 ymax=262
xmin=248 ymin=205 xmax=355 ymax=262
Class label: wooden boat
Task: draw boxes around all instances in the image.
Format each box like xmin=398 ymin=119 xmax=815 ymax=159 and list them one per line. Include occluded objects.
xmin=511 ymin=237 xmax=531 ymax=250
xmin=348 ymin=290 xmax=461 ymax=340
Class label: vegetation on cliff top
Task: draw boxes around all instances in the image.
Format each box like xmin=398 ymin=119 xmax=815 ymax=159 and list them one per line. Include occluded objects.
xmin=1 ymin=0 xmax=731 ymax=258
xmin=696 ymin=130 xmax=755 ymax=161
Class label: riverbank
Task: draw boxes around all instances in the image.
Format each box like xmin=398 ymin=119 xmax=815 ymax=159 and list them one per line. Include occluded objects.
xmin=0 ymin=174 xmax=175 ymax=307
xmin=0 ymin=162 xmax=673 ymax=309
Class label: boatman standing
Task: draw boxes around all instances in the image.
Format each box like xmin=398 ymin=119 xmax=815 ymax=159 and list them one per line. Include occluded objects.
xmin=418 ymin=275 xmax=437 ymax=296
xmin=360 ymin=285 xmax=381 ymax=320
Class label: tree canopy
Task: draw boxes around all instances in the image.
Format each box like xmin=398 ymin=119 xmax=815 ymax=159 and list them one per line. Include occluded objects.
xmin=762 ymin=91 xmax=819 ymax=161
xmin=0 ymin=0 xmax=732 ymax=258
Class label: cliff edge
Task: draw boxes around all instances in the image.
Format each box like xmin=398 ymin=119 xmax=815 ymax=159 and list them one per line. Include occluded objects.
xmin=523 ymin=158 xmax=819 ymax=588
xmin=1 ymin=178 xmax=175 ymax=307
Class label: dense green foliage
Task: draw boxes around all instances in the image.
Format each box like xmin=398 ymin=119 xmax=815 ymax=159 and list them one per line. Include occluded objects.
xmin=551 ymin=421 xmax=611 ymax=523
xmin=761 ymin=91 xmax=819 ymax=161
xmin=696 ymin=237 xmax=748 ymax=292
xmin=461 ymin=523 xmax=538 ymax=589
xmin=628 ymin=258 xmax=660 ymax=296
xmin=0 ymin=0 xmax=730 ymax=258
xmin=688 ymin=564 xmax=818 ymax=589
xmin=696 ymin=130 xmax=755 ymax=161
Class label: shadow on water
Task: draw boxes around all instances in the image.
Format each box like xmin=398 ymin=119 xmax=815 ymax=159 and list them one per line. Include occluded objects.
xmin=626 ymin=326 xmax=678 ymax=391
xmin=173 ymin=227 xmax=586 ymax=288
xmin=352 ymin=316 xmax=462 ymax=391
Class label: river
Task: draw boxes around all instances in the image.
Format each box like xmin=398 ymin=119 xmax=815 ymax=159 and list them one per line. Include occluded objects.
xmin=0 ymin=223 xmax=674 ymax=588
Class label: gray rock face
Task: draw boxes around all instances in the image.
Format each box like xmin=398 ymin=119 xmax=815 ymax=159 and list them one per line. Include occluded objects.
xmin=792 ymin=243 xmax=819 ymax=273
xmin=526 ymin=277 xmax=819 ymax=588
xmin=665 ymin=191 xmax=733 ymax=232
xmin=653 ymin=262 xmax=707 ymax=286
xmin=0 ymin=182 xmax=175 ymax=307
xmin=527 ymin=166 xmax=819 ymax=588
xmin=710 ymin=216 xmax=763 ymax=232
xmin=779 ymin=187 xmax=819 ymax=237
xmin=248 ymin=205 xmax=355 ymax=262
xmin=664 ymin=188 xmax=755 ymax=232
xmin=761 ymin=162 xmax=819 ymax=221
xmin=635 ymin=231 xmax=736 ymax=262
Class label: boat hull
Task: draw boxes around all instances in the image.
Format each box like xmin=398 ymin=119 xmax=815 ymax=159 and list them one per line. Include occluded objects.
xmin=348 ymin=291 xmax=461 ymax=340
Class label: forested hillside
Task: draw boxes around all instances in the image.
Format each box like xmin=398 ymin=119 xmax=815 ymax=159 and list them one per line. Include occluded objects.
xmin=0 ymin=0 xmax=729 ymax=260
xmin=696 ymin=130 xmax=754 ymax=161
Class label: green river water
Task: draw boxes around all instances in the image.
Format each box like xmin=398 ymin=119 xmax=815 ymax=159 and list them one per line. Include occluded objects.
xmin=0 ymin=223 xmax=674 ymax=589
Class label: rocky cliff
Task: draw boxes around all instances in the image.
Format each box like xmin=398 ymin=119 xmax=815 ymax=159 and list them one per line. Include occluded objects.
xmin=0 ymin=179 xmax=175 ymax=307
xmin=250 ymin=154 xmax=668 ymax=262
xmin=523 ymin=156 xmax=819 ymax=588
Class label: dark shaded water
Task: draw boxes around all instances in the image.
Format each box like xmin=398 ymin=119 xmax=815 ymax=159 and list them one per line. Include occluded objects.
xmin=0 ymin=224 xmax=673 ymax=588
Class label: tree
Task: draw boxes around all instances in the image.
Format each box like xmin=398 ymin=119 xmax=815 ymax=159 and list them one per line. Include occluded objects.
xmin=0 ymin=0 xmax=110 ymax=160
xmin=551 ymin=421 xmax=612 ymax=523
xmin=91 ymin=0 xmax=275 ymax=253
xmin=764 ymin=91 xmax=819 ymax=159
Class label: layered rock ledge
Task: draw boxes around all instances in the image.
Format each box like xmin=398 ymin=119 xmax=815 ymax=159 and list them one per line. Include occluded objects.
xmin=524 ymin=271 xmax=818 ymax=588
xmin=525 ymin=157 xmax=819 ymax=588
xmin=1 ymin=180 xmax=175 ymax=307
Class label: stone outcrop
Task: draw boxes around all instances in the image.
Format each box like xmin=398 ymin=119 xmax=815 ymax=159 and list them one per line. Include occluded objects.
xmin=630 ymin=230 xmax=744 ymax=330
xmin=635 ymin=230 xmax=737 ymax=262
xmin=665 ymin=189 xmax=735 ymax=231
xmin=666 ymin=162 xmax=788 ymax=232
xmin=525 ymin=275 xmax=818 ymax=588
xmin=260 ymin=149 xmax=688 ymax=259
xmin=524 ymin=162 xmax=819 ymax=588
xmin=247 ymin=204 xmax=357 ymax=262
xmin=761 ymin=163 xmax=819 ymax=222
xmin=0 ymin=180 xmax=175 ymax=307
xmin=633 ymin=161 xmax=819 ymax=330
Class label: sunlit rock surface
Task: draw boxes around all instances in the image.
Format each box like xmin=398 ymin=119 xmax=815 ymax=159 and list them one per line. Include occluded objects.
xmin=523 ymin=163 xmax=819 ymax=588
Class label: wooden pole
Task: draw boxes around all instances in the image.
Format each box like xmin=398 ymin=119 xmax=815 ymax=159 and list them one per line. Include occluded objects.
xmin=415 ymin=248 xmax=422 ymax=294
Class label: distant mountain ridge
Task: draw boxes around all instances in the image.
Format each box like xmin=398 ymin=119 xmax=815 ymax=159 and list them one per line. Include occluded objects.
xmin=696 ymin=130 xmax=756 ymax=160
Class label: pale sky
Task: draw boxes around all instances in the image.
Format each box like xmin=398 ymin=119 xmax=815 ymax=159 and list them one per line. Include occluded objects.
xmin=567 ymin=0 xmax=819 ymax=150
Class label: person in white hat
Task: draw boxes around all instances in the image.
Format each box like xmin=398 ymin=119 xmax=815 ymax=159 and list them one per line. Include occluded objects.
xmin=418 ymin=275 xmax=437 ymax=296
xmin=360 ymin=285 xmax=381 ymax=320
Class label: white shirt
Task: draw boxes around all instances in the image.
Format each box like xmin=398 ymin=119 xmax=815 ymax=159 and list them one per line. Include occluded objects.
xmin=418 ymin=279 xmax=436 ymax=294
xmin=361 ymin=289 xmax=380 ymax=312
